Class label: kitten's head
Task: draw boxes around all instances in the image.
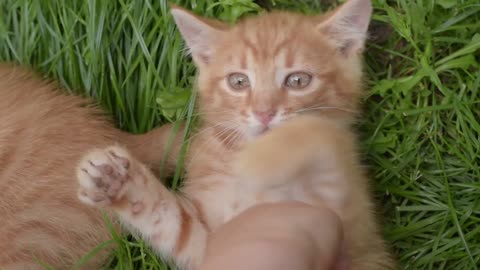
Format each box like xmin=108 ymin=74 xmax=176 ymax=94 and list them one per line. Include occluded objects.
xmin=171 ymin=0 xmax=372 ymax=139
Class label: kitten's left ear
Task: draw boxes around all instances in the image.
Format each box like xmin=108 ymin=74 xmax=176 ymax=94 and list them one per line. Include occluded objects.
xmin=170 ymin=5 xmax=228 ymax=66
xmin=317 ymin=0 xmax=372 ymax=56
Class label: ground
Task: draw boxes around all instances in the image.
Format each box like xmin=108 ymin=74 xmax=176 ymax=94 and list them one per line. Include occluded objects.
xmin=1 ymin=0 xmax=479 ymax=269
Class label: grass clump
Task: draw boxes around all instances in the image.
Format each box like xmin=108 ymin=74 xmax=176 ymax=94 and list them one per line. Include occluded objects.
xmin=1 ymin=0 xmax=479 ymax=269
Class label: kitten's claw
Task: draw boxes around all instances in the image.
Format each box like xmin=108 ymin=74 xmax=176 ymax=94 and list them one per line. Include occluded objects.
xmin=77 ymin=146 xmax=132 ymax=207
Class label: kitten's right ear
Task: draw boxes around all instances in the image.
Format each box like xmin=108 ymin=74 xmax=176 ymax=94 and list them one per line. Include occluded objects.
xmin=317 ymin=0 xmax=372 ymax=56
xmin=170 ymin=5 xmax=227 ymax=66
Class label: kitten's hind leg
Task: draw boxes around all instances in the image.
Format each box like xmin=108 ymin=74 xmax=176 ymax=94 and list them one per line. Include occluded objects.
xmin=76 ymin=146 xmax=207 ymax=270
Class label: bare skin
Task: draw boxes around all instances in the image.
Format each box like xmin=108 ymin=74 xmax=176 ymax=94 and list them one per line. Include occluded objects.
xmin=200 ymin=202 xmax=346 ymax=270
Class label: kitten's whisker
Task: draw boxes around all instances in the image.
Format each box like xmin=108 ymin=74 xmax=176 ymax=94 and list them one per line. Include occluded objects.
xmin=180 ymin=46 xmax=191 ymax=55
xmin=221 ymin=127 xmax=241 ymax=149
xmin=213 ymin=122 xmax=244 ymax=149
xmin=295 ymin=106 xmax=357 ymax=114
xmin=299 ymin=104 xmax=322 ymax=110
xmin=195 ymin=126 xmax=231 ymax=152
xmin=228 ymin=128 xmax=245 ymax=148
xmin=187 ymin=124 xmax=237 ymax=165
xmin=188 ymin=109 xmax=237 ymax=117
xmin=186 ymin=119 xmax=237 ymax=143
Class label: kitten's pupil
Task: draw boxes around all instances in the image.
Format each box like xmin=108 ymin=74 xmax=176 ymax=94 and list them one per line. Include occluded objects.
xmin=292 ymin=77 xmax=301 ymax=86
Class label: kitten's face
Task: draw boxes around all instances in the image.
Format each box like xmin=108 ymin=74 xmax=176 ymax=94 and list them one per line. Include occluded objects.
xmin=172 ymin=0 xmax=372 ymax=139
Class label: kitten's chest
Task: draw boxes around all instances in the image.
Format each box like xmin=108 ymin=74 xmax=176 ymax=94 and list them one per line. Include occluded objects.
xmin=184 ymin=151 xmax=312 ymax=229
xmin=195 ymin=175 xmax=317 ymax=230
xmin=183 ymin=132 xmax=320 ymax=228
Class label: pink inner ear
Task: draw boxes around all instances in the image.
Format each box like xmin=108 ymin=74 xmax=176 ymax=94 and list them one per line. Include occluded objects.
xmin=317 ymin=0 xmax=372 ymax=55
xmin=320 ymin=19 xmax=369 ymax=55
xmin=338 ymin=40 xmax=354 ymax=56
xmin=346 ymin=13 xmax=367 ymax=30
xmin=171 ymin=8 xmax=217 ymax=65
xmin=347 ymin=0 xmax=373 ymax=29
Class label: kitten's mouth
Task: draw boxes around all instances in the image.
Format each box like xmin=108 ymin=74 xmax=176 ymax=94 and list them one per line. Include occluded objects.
xmin=248 ymin=125 xmax=272 ymax=139
xmin=253 ymin=126 xmax=270 ymax=137
xmin=248 ymin=125 xmax=270 ymax=139
xmin=258 ymin=126 xmax=270 ymax=135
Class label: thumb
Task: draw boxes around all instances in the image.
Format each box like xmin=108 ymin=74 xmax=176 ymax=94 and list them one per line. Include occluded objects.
xmin=200 ymin=201 xmax=345 ymax=270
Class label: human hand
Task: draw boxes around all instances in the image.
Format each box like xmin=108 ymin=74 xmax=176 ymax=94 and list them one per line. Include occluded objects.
xmin=200 ymin=201 xmax=347 ymax=270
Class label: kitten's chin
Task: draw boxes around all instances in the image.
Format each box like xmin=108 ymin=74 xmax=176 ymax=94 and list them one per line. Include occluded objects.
xmin=246 ymin=125 xmax=270 ymax=140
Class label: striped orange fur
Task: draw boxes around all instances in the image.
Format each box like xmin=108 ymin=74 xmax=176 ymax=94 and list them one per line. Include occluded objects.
xmin=78 ymin=0 xmax=395 ymax=269
xmin=0 ymin=64 xmax=182 ymax=269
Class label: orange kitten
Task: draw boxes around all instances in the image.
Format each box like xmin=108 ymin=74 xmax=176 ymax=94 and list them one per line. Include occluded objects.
xmin=77 ymin=0 xmax=395 ymax=269
xmin=0 ymin=64 xmax=181 ymax=269
xmin=234 ymin=115 xmax=394 ymax=269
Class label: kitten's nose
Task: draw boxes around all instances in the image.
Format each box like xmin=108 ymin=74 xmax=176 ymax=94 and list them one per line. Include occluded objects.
xmin=253 ymin=109 xmax=277 ymax=125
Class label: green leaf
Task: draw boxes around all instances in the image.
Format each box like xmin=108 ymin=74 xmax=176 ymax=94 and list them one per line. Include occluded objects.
xmin=435 ymin=54 xmax=478 ymax=73
xmin=394 ymin=71 xmax=427 ymax=96
xmin=156 ymin=87 xmax=192 ymax=122
xmin=371 ymin=79 xmax=396 ymax=97
xmin=436 ymin=0 xmax=457 ymax=9
xmin=436 ymin=34 xmax=480 ymax=66
xmin=371 ymin=132 xmax=397 ymax=154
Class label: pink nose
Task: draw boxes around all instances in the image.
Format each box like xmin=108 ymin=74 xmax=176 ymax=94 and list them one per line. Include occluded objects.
xmin=254 ymin=110 xmax=277 ymax=125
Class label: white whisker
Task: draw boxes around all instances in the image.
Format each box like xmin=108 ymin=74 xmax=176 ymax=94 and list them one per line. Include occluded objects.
xmin=221 ymin=127 xmax=241 ymax=149
xmin=229 ymin=128 xmax=245 ymax=148
xmin=187 ymin=123 xmax=239 ymax=165
xmin=188 ymin=109 xmax=237 ymax=117
xmin=294 ymin=106 xmax=357 ymax=114
xmin=186 ymin=119 xmax=237 ymax=143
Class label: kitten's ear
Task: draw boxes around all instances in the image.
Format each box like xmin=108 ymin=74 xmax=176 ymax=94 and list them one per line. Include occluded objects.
xmin=317 ymin=0 xmax=372 ymax=56
xmin=170 ymin=5 xmax=227 ymax=65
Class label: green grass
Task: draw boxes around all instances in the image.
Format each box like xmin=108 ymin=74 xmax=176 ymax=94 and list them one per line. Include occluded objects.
xmin=1 ymin=0 xmax=479 ymax=269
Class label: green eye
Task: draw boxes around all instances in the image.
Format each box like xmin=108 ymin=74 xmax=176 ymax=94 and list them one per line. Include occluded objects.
xmin=227 ymin=73 xmax=250 ymax=91
xmin=285 ymin=72 xmax=312 ymax=89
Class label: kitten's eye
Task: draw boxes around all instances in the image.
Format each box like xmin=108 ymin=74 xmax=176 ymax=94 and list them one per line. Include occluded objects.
xmin=285 ymin=72 xmax=312 ymax=89
xmin=227 ymin=73 xmax=250 ymax=91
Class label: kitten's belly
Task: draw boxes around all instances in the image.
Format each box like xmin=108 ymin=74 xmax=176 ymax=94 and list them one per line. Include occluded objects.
xmin=230 ymin=182 xmax=315 ymax=218
xmin=191 ymin=179 xmax=316 ymax=231
xmin=186 ymin=169 xmax=346 ymax=232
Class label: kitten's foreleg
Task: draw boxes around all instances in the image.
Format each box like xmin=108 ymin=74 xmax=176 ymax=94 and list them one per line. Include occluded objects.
xmin=76 ymin=146 xmax=207 ymax=270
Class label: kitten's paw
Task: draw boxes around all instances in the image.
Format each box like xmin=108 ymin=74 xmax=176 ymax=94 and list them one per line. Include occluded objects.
xmin=77 ymin=146 xmax=132 ymax=207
